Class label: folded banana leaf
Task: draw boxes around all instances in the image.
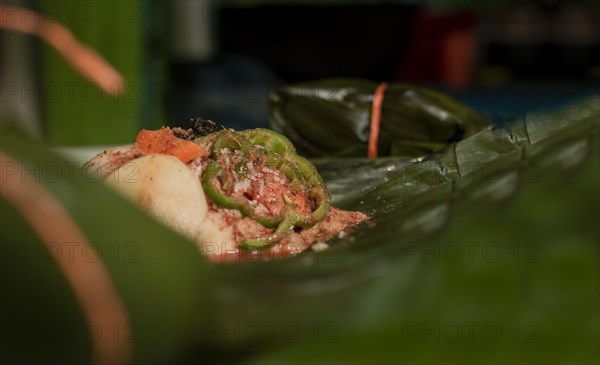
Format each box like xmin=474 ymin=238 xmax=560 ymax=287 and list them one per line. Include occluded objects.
xmin=1 ymin=96 xmax=598 ymax=365
xmin=269 ymin=78 xmax=492 ymax=158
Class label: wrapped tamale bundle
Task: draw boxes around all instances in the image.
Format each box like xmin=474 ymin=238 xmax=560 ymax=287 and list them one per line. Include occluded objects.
xmin=269 ymin=78 xmax=492 ymax=158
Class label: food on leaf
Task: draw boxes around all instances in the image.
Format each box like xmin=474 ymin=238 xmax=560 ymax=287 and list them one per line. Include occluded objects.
xmin=85 ymin=125 xmax=367 ymax=261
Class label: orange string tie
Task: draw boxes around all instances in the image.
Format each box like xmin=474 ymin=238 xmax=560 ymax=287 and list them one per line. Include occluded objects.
xmin=368 ymin=82 xmax=388 ymax=159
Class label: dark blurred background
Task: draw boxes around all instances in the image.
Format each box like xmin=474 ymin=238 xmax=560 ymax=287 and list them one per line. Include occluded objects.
xmin=1 ymin=0 xmax=599 ymax=144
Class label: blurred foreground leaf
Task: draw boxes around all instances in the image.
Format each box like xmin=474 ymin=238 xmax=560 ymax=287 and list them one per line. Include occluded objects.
xmin=1 ymin=129 xmax=214 ymax=364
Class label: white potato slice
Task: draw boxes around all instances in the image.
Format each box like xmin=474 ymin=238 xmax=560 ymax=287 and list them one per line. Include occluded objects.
xmin=105 ymin=154 xmax=208 ymax=242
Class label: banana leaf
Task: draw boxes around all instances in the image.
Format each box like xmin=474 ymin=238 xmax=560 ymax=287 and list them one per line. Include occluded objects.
xmin=1 ymin=96 xmax=598 ymax=364
xmin=269 ymin=78 xmax=492 ymax=158
xmin=205 ymin=97 xmax=599 ymax=356
xmin=0 ymin=128 xmax=216 ymax=365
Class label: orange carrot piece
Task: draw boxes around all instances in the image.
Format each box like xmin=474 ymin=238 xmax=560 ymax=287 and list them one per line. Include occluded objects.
xmin=135 ymin=128 xmax=206 ymax=163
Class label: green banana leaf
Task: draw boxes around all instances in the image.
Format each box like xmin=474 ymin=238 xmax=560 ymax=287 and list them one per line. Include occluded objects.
xmin=269 ymin=78 xmax=492 ymax=158
xmin=1 ymin=96 xmax=598 ymax=364
xmin=198 ymin=96 xmax=599 ymax=362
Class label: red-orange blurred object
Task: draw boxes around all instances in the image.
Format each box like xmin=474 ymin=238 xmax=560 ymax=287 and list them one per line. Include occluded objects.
xmin=395 ymin=11 xmax=476 ymax=88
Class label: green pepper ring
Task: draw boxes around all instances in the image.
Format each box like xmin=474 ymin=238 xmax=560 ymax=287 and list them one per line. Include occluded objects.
xmin=200 ymin=129 xmax=330 ymax=250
